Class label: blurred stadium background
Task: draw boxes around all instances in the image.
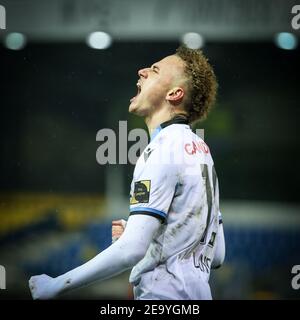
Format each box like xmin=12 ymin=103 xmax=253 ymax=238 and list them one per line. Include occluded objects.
xmin=0 ymin=0 xmax=300 ymax=299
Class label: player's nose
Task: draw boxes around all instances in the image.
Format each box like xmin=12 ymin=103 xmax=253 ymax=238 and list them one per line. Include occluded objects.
xmin=138 ymin=68 xmax=149 ymax=79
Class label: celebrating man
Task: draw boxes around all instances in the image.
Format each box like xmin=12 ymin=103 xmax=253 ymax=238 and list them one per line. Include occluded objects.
xmin=29 ymin=46 xmax=225 ymax=300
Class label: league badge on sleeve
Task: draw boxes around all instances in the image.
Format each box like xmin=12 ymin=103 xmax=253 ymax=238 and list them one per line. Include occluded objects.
xmin=130 ymin=180 xmax=151 ymax=204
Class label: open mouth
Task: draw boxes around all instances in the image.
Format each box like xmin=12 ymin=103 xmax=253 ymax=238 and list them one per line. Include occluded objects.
xmin=130 ymin=82 xmax=142 ymax=102
xmin=137 ymin=82 xmax=141 ymax=95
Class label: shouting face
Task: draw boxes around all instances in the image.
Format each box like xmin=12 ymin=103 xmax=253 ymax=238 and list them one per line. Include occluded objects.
xmin=129 ymin=55 xmax=187 ymax=117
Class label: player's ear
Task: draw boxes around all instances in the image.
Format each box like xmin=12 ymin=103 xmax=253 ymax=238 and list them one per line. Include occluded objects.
xmin=166 ymin=87 xmax=184 ymax=103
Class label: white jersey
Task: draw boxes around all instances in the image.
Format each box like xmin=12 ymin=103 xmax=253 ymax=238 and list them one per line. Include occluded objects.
xmin=129 ymin=117 xmax=222 ymax=299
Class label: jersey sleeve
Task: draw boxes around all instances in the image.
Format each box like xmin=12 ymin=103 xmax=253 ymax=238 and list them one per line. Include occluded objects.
xmin=129 ymin=145 xmax=179 ymax=223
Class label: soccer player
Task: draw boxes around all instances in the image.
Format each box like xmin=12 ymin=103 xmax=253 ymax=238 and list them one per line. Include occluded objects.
xmin=29 ymin=46 xmax=225 ymax=300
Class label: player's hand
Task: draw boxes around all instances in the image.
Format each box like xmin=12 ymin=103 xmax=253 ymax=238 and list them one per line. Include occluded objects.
xmin=112 ymin=219 xmax=127 ymax=243
xmin=29 ymin=274 xmax=60 ymax=300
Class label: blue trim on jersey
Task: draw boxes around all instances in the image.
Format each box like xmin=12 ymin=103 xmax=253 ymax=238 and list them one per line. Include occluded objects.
xmin=130 ymin=207 xmax=167 ymax=218
xmin=150 ymin=116 xmax=189 ymax=142
xmin=150 ymin=126 xmax=162 ymax=141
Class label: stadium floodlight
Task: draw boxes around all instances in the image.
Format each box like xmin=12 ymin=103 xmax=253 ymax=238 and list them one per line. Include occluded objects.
xmin=86 ymin=31 xmax=112 ymax=50
xmin=181 ymin=32 xmax=205 ymax=49
xmin=4 ymin=32 xmax=27 ymax=50
xmin=275 ymin=32 xmax=298 ymax=50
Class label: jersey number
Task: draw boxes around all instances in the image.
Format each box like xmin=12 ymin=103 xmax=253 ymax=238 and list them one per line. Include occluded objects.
xmin=200 ymin=164 xmax=217 ymax=244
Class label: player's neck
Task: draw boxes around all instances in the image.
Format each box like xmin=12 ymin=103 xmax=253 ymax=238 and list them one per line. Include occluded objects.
xmin=145 ymin=108 xmax=173 ymax=136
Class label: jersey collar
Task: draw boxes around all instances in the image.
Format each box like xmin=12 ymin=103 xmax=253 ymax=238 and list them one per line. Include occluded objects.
xmin=150 ymin=114 xmax=189 ymax=141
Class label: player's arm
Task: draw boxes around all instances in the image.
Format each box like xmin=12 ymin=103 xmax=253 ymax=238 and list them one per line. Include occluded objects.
xmin=211 ymin=212 xmax=225 ymax=269
xmin=29 ymin=214 xmax=160 ymax=300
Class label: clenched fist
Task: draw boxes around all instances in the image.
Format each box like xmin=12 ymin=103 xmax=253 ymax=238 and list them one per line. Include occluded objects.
xmin=112 ymin=219 xmax=127 ymax=243
xmin=29 ymin=274 xmax=60 ymax=300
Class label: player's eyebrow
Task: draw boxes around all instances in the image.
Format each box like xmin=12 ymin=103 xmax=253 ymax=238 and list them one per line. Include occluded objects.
xmin=151 ymin=64 xmax=160 ymax=72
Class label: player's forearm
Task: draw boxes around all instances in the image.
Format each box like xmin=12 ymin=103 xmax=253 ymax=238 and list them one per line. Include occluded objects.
xmin=54 ymin=239 xmax=139 ymax=295
xmin=52 ymin=215 xmax=161 ymax=296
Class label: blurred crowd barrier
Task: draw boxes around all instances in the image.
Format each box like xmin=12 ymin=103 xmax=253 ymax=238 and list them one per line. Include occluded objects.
xmin=0 ymin=193 xmax=299 ymax=299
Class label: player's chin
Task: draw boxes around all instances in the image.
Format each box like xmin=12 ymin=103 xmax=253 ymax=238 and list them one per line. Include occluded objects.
xmin=129 ymin=99 xmax=149 ymax=117
xmin=128 ymin=100 xmax=139 ymax=114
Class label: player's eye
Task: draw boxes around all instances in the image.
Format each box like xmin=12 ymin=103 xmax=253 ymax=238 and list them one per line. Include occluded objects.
xmin=152 ymin=66 xmax=159 ymax=73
